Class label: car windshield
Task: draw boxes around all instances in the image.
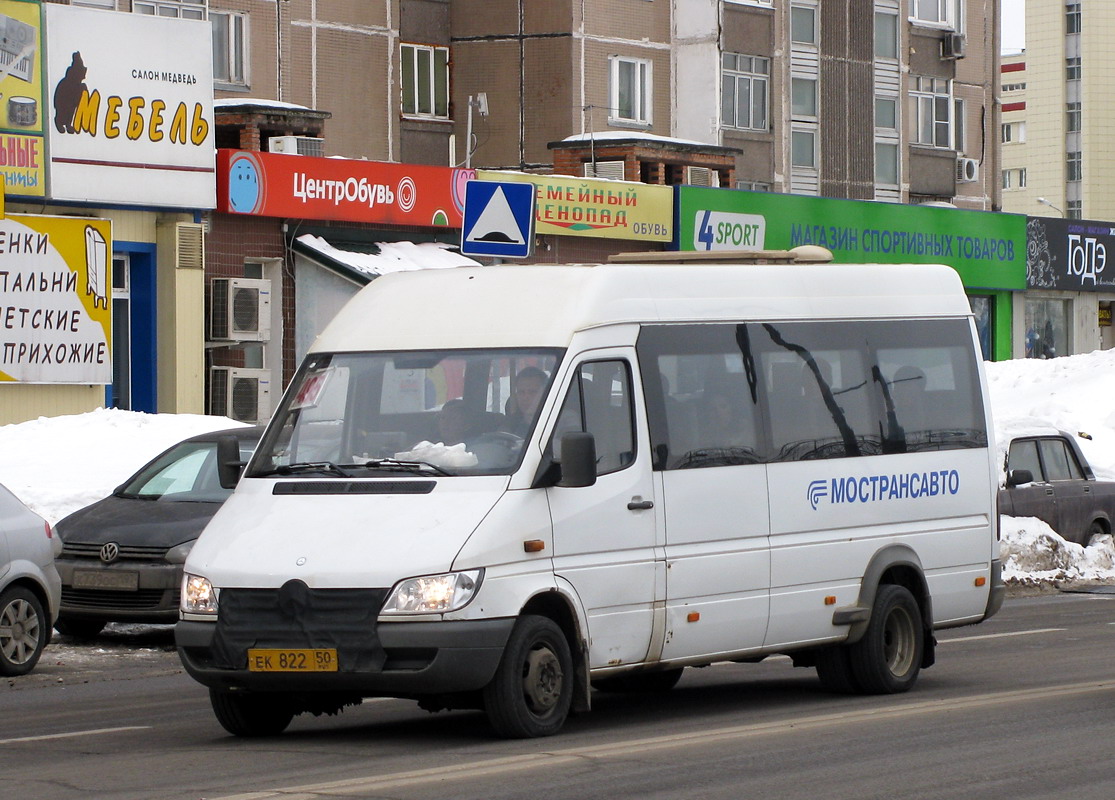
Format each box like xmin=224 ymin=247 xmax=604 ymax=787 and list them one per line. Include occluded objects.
xmin=120 ymin=439 xmax=256 ymax=502
xmin=250 ymin=348 xmax=562 ymax=478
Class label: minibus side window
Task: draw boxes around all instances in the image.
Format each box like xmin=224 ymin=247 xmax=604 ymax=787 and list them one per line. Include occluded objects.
xmin=553 ymin=360 xmax=635 ymax=475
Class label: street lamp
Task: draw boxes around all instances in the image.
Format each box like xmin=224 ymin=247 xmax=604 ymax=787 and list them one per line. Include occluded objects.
xmin=1037 ymin=197 xmax=1065 ymax=217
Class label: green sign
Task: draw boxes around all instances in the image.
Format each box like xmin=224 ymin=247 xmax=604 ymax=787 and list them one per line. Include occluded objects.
xmin=676 ymin=187 xmax=1026 ymax=290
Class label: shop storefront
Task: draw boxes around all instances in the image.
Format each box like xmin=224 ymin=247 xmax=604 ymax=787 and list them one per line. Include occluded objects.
xmin=1023 ymin=216 xmax=1115 ymax=359
xmin=675 ymin=188 xmax=1026 ymax=361
xmin=0 ymin=2 xmax=214 ymax=423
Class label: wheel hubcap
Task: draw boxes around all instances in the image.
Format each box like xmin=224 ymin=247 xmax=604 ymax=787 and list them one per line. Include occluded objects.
xmin=0 ymin=599 xmax=41 ymax=665
xmin=521 ymin=645 xmax=562 ymax=714
xmin=883 ymin=606 xmax=916 ymax=677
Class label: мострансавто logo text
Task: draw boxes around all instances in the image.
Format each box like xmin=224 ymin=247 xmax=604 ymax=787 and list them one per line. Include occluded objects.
xmin=808 ymin=470 xmax=960 ymax=511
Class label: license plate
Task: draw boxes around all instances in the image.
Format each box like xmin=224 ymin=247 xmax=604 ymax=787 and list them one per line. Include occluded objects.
xmin=247 ymin=648 xmax=338 ymax=672
xmin=72 ymin=569 xmax=139 ymax=591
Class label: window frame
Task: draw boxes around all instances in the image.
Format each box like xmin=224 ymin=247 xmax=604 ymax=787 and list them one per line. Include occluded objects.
xmin=401 ymin=43 xmax=451 ymax=120
xmin=910 ymin=77 xmax=953 ymax=149
xmin=211 ymin=10 xmax=248 ymax=87
xmin=133 ymin=0 xmax=206 ymax=19
xmin=721 ymin=53 xmax=769 ymax=131
xmin=609 ymin=55 xmax=653 ymax=126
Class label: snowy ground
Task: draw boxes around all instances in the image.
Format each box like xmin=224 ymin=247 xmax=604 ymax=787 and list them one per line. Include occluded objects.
xmin=2 ymin=349 xmax=1115 ymax=586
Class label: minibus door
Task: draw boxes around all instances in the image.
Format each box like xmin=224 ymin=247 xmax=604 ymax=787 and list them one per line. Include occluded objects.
xmin=546 ymin=357 xmax=660 ymax=670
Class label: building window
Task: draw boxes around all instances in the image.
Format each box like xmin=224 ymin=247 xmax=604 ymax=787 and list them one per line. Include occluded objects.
xmin=211 ymin=11 xmax=246 ymax=86
xmin=1001 ymin=121 xmax=1025 ymax=143
xmin=133 ymin=0 xmax=206 ymax=19
xmin=1067 ymin=151 xmax=1082 ymax=182
xmin=1066 ymin=57 xmax=1081 ymax=80
xmin=1024 ymin=298 xmax=1070 ymax=359
xmin=791 ymin=129 xmax=816 ymax=168
xmin=790 ymin=5 xmax=818 ymax=44
xmin=721 ymin=54 xmax=768 ymax=131
xmin=1067 ymin=200 xmax=1082 ymax=219
xmin=1001 ymin=81 xmax=1025 ymax=92
xmin=74 ymin=0 xmax=116 ymax=7
xmin=609 ymin=55 xmax=652 ymax=125
xmin=874 ymin=12 xmax=898 ymax=59
xmin=909 ymin=77 xmax=952 ymax=148
xmin=912 ymin=0 xmax=958 ymax=27
xmin=401 ymin=44 xmax=449 ymax=119
xmin=876 ymin=97 xmax=898 ymax=129
xmin=875 ymin=142 xmax=899 ymax=185
xmin=734 ymin=180 xmax=771 ymax=192
xmin=1001 ymin=168 xmax=1026 ymax=189
xmin=953 ymin=98 xmax=965 ymax=152
xmin=1066 ymin=3 xmax=1081 ymax=34
xmin=791 ymin=77 xmax=817 ymax=118
xmin=1067 ymin=102 xmax=1081 ymax=132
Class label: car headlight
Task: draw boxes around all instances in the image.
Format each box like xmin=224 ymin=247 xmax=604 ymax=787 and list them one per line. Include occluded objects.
xmin=182 ymin=573 xmax=218 ymax=615
xmin=165 ymin=541 xmax=195 ymax=565
xmin=381 ymin=570 xmax=482 ymax=615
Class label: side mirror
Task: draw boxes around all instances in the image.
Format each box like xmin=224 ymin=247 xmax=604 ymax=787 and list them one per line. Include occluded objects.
xmin=1006 ymin=468 xmax=1034 ymax=488
xmin=217 ymin=435 xmax=246 ymax=489
xmin=557 ymin=432 xmax=597 ymax=488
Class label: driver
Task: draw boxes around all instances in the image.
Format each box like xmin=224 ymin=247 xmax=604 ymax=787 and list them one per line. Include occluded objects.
xmin=502 ymin=366 xmax=547 ymax=437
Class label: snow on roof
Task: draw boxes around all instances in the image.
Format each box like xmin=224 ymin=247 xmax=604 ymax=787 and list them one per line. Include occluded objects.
xmin=559 ymin=130 xmax=715 ymax=148
xmin=214 ymin=98 xmax=312 ymax=111
xmin=296 ymin=234 xmax=481 ymax=278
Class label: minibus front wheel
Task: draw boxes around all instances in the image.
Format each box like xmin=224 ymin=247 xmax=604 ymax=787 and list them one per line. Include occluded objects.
xmin=483 ymin=614 xmax=573 ymax=738
xmin=210 ymin=689 xmax=295 ymax=737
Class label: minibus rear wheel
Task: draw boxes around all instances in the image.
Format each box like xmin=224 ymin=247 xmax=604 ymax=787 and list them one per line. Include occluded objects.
xmin=483 ymin=614 xmax=573 ymax=738
xmin=847 ymin=583 xmax=923 ymax=694
xmin=210 ymin=689 xmax=295 ymax=737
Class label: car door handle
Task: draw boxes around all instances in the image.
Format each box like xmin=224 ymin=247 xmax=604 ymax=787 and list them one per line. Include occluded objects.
xmin=627 ymin=498 xmax=654 ymax=510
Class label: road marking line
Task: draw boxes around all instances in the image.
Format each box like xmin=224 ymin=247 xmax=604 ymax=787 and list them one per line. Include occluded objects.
xmin=0 ymin=726 xmax=151 ymax=745
xmin=210 ymin=680 xmax=1115 ymax=800
xmin=938 ymin=627 xmax=1064 ymax=644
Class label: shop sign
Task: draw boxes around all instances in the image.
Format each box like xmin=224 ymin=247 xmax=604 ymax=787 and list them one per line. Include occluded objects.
xmin=0 ymin=0 xmax=47 ymax=198
xmin=218 ymin=150 xmax=474 ymax=228
xmin=0 ymin=214 xmax=112 ymax=384
xmin=677 ymin=187 xmax=1026 ymax=290
xmin=477 ymin=170 xmax=673 ymax=242
xmin=1026 ymin=216 xmax=1115 ymax=292
xmin=44 ymin=4 xmax=215 ymax=208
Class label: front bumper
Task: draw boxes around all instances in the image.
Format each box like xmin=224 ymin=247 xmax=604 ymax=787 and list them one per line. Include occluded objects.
xmin=55 ymin=558 xmax=181 ymax=623
xmin=176 ymin=616 xmax=515 ymax=696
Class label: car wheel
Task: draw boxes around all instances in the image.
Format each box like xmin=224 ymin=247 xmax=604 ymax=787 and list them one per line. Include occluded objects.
xmin=0 ymin=585 xmax=48 ymax=676
xmin=847 ymin=584 xmax=923 ymax=695
xmin=593 ymin=668 xmax=684 ymax=693
xmin=1086 ymin=520 xmax=1107 ymax=545
xmin=209 ymin=689 xmax=295 ymax=737
xmin=55 ymin=617 xmax=106 ymax=640
xmin=483 ymin=615 xmax=573 ymax=738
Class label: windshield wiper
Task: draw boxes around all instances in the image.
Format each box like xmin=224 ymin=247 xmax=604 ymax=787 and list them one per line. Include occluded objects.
xmin=259 ymin=461 xmax=354 ymax=478
xmin=351 ymin=458 xmax=451 ymax=476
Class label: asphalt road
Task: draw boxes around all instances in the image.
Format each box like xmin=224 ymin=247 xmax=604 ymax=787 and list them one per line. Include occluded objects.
xmin=6 ymin=587 xmax=1115 ymax=800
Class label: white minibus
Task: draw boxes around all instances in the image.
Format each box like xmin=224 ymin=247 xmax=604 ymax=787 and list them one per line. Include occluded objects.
xmin=176 ymin=249 xmax=1004 ymax=738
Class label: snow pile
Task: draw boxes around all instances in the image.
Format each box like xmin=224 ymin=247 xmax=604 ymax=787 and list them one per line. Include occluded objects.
xmin=296 ymin=235 xmax=481 ymax=278
xmin=1001 ymin=516 xmax=1115 ymax=585
xmin=0 ymin=408 xmax=246 ymax=524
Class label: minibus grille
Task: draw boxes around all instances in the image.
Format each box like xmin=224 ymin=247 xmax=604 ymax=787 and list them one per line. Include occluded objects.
xmin=210 ymin=585 xmax=390 ymax=672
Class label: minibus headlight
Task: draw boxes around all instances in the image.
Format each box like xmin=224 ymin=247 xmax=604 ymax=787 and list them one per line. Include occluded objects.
xmin=381 ymin=570 xmax=483 ymax=615
xmin=182 ymin=574 xmax=219 ymax=615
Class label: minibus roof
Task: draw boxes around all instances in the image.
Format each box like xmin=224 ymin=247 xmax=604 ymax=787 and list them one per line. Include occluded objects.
xmin=311 ymin=261 xmax=972 ymax=353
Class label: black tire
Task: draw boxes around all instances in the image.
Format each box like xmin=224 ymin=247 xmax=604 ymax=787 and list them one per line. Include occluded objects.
xmin=1086 ymin=520 xmax=1107 ymax=545
xmin=0 ymin=585 xmax=48 ymax=676
xmin=593 ymin=668 xmax=684 ymax=693
xmin=483 ymin=615 xmax=573 ymax=738
xmin=814 ymin=646 xmax=862 ymax=694
xmin=846 ymin=584 xmax=923 ymax=694
xmin=55 ymin=617 xmax=106 ymax=640
xmin=209 ymin=689 xmax=295 ymax=737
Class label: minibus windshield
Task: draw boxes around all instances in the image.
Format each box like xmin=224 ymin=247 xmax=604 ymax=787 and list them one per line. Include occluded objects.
xmin=250 ymin=349 xmax=563 ymax=478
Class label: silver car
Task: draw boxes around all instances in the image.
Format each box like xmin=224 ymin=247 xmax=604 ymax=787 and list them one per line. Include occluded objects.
xmin=0 ymin=481 xmax=62 ymax=676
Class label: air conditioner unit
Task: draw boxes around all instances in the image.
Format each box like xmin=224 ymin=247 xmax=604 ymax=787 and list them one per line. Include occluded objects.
xmin=268 ymin=135 xmax=325 ymax=157
xmin=941 ymin=32 xmax=966 ymax=60
xmin=685 ymin=166 xmax=720 ymax=187
xmin=210 ymin=278 xmax=272 ymax=342
xmin=956 ymin=157 xmax=980 ymax=183
xmin=582 ymin=160 xmax=626 ymax=180
xmin=210 ymin=367 xmax=273 ymax=424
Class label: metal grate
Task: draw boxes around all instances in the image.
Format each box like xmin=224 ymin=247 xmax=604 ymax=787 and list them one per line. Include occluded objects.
xmin=62 ymin=588 xmax=175 ymax=610
xmin=62 ymin=542 xmax=170 ymax=560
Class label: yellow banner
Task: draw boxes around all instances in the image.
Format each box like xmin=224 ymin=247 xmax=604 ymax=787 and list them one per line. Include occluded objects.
xmin=477 ymin=170 xmax=673 ymax=241
xmin=0 ymin=214 xmax=112 ymax=383
xmin=0 ymin=0 xmax=46 ymax=198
